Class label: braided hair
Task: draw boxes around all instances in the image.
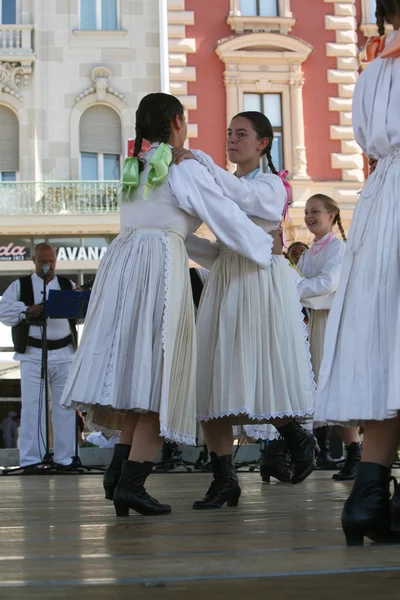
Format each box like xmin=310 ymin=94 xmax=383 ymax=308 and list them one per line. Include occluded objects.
xmin=376 ymin=0 xmax=400 ymax=36
xmin=133 ymin=93 xmax=184 ymax=172
xmin=233 ymin=111 xmax=278 ymax=175
xmin=309 ymin=194 xmax=347 ymax=242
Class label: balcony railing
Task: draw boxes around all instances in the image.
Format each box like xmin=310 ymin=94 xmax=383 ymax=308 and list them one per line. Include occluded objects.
xmin=0 ymin=181 xmax=120 ymax=215
xmin=0 ymin=25 xmax=34 ymax=54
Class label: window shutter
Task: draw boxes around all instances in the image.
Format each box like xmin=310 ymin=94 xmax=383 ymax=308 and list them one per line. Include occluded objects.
xmin=79 ymin=105 xmax=122 ymax=154
xmin=0 ymin=106 xmax=19 ymax=172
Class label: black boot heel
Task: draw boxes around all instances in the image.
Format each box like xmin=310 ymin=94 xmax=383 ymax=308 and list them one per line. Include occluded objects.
xmin=260 ymin=439 xmax=291 ymax=483
xmin=103 ymin=443 xmax=131 ymax=501
xmin=114 ymin=501 xmax=130 ymax=518
xmin=261 ymin=472 xmax=271 ymax=484
xmin=343 ymin=527 xmax=364 ymax=547
xmin=227 ymin=489 xmax=241 ymax=507
xmin=104 ymin=484 xmax=115 ymax=501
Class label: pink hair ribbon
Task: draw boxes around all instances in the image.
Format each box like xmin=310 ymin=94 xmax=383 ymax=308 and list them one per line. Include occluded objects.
xmin=277 ymin=170 xmax=292 ymax=249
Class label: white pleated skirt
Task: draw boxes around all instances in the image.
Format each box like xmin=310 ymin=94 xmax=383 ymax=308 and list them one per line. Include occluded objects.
xmin=196 ymin=249 xmax=315 ymax=430
xmin=316 ymin=155 xmax=400 ymax=423
xmin=61 ymin=227 xmax=197 ymax=445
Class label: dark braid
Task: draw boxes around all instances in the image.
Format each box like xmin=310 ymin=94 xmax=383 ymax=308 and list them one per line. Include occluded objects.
xmin=160 ymin=119 xmax=172 ymax=144
xmin=133 ymin=93 xmax=184 ymax=172
xmin=376 ymin=0 xmax=386 ymax=36
xmin=233 ymin=110 xmax=279 ymax=174
xmin=133 ymin=127 xmax=144 ymax=158
xmin=334 ymin=213 xmax=347 ymax=242
xmin=266 ymin=147 xmax=278 ymax=175
xmin=376 ymin=0 xmax=400 ymax=35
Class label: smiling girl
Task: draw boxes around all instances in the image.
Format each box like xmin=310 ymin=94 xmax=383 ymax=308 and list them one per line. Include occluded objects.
xmin=297 ymin=195 xmax=361 ymax=481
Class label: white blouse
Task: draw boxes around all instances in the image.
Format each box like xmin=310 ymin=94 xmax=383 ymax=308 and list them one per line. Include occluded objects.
xmin=297 ymin=234 xmax=346 ymax=310
xmin=0 ymin=273 xmax=76 ymax=363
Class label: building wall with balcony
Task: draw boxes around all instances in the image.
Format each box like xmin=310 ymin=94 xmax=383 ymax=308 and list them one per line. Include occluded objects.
xmin=0 ymin=0 xmax=382 ymax=292
xmin=183 ymin=0 xmax=379 ymax=244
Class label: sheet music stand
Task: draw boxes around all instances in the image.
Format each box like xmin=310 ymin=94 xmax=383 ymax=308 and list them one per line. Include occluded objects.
xmin=48 ymin=289 xmax=104 ymax=474
xmin=46 ymin=289 xmax=91 ymax=320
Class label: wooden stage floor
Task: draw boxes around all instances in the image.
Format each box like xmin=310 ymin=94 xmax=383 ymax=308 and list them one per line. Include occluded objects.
xmin=1 ymin=470 xmax=400 ymax=599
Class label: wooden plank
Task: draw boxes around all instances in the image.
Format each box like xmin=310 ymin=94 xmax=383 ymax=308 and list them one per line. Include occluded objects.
xmin=0 ymin=471 xmax=400 ymax=599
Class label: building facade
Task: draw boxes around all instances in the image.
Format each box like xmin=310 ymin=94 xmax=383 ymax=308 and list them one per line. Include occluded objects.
xmin=0 ymin=0 xmax=380 ymax=295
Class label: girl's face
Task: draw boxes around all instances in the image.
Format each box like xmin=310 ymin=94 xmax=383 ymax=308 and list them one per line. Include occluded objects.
xmin=226 ymin=117 xmax=268 ymax=165
xmin=288 ymin=244 xmax=307 ymax=265
xmin=304 ymin=198 xmax=335 ymax=238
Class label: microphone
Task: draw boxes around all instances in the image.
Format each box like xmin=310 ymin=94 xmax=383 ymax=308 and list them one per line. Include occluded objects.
xmin=42 ymin=264 xmax=51 ymax=276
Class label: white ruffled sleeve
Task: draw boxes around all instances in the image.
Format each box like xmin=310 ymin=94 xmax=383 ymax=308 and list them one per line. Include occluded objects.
xmin=192 ymin=150 xmax=286 ymax=221
xmin=0 ymin=280 xmax=27 ymax=326
xmin=297 ymin=241 xmax=346 ymax=299
xmin=169 ymin=160 xmax=273 ymax=269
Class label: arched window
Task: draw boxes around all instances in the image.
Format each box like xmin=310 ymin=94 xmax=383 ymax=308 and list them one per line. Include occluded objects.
xmin=0 ymin=105 xmax=19 ymax=181
xmin=79 ymin=105 xmax=122 ymax=181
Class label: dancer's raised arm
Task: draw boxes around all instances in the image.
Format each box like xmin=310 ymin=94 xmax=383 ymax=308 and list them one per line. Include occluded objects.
xmin=169 ymin=159 xmax=273 ymax=269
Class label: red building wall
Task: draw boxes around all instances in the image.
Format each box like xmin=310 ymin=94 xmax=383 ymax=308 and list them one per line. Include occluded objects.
xmin=185 ymin=0 xmax=231 ymax=167
xmin=186 ymin=1 xmax=362 ymax=179
xmin=291 ymin=0 xmax=341 ymax=180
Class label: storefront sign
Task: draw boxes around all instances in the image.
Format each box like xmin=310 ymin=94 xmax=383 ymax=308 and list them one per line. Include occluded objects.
xmin=56 ymin=247 xmax=108 ymax=261
xmin=0 ymin=243 xmax=107 ymax=262
xmin=0 ymin=243 xmax=28 ymax=261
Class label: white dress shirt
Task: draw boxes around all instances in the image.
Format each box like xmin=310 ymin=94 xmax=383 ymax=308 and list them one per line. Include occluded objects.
xmin=0 ymin=272 xmax=76 ymax=363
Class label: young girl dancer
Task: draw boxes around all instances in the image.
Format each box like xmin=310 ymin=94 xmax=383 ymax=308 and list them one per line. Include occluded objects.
xmin=297 ymin=194 xmax=361 ymax=481
xmin=175 ymin=111 xmax=316 ymax=509
xmin=60 ymin=94 xmax=275 ymax=517
xmin=315 ymin=0 xmax=400 ymax=545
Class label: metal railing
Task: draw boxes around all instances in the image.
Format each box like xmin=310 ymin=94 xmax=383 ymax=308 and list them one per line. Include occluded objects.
xmin=0 ymin=181 xmax=120 ymax=215
xmin=0 ymin=25 xmax=34 ymax=53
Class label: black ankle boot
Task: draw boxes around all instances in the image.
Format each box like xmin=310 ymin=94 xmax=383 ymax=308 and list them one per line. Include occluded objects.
xmin=113 ymin=460 xmax=172 ymax=517
xmin=260 ymin=439 xmax=291 ymax=483
xmin=332 ymin=442 xmax=361 ymax=481
xmin=315 ymin=426 xmax=335 ymax=469
xmin=391 ymin=478 xmax=400 ymax=531
xmin=103 ymin=443 xmax=131 ymax=500
xmin=342 ymin=462 xmax=400 ymax=546
xmin=276 ymin=422 xmax=316 ymax=484
xmin=192 ymin=453 xmax=241 ymax=510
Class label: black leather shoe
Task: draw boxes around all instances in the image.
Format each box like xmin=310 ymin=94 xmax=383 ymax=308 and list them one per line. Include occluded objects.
xmin=332 ymin=442 xmax=361 ymax=481
xmin=113 ymin=460 xmax=171 ymax=517
xmin=193 ymin=453 xmax=241 ymax=510
xmin=103 ymin=443 xmax=131 ymax=500
xmin=342 ymin=462 xmax=400 ymax=546
xmin=260 ymin=439 xmax=291 ymax=483
xmin=276 ymin=422 xmax=316 ymax=484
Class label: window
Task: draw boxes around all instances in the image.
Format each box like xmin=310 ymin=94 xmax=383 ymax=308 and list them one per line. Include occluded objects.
xmin=244 ymin=93 xmax=284 ymax=171
xmin=80 ymin=0 xmax=118 ymax=30
xmin=369 ymin=0 xmax=376 ymax=22
xmin=0 ymin=106 xmax=19 ymax=175
xmin=240 ymin=0 xmax=278 ymax=17
xmin=81 ymin=152 xmax=120 ymax=180
xmin=0 ymin=0 xmax=16 ymax=24
xmin=1 ymin=172 xmax=16 ymax=182
xmin=79 ymin=105 xmax=122 ymax=180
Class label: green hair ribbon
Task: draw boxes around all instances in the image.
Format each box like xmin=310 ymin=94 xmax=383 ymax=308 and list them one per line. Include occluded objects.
xmin=120 ymin=143 xmax=173 ymax=202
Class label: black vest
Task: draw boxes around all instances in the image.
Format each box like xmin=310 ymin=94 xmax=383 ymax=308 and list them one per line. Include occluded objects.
xmin=11 ymin=275 xmax=78 ymax=354
xmin=189 ymin=268 xmax=204 ymax=309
